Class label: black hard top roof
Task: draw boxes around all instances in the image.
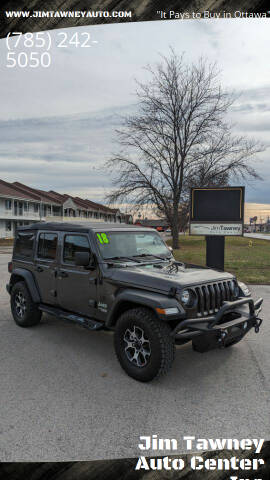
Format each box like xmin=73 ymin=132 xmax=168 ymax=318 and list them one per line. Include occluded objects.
xmin=17 ymin=222 xmax=154 ymax=233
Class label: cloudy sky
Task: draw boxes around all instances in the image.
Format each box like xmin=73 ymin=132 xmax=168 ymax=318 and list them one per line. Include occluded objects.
xmin=0 ymin=18 xmax=269 ymax=203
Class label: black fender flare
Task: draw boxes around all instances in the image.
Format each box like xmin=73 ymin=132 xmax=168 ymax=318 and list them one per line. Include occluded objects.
xmin=9 ymin=268 xmax=41 ymax=303
xmin=106 ymin=288 xmax=184 ymax=327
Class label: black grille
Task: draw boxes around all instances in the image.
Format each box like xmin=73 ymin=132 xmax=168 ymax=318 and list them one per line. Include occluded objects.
xmin=195 ymin=280 xmax=233 ymax=317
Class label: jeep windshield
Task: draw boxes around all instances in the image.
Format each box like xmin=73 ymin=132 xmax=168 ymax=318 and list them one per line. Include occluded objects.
xmin=95 ymin=231 xmax=171 ymax=263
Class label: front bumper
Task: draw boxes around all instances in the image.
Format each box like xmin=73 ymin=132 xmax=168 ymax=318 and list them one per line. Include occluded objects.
xmin=171 ymin=296 xmax=263 ymax=351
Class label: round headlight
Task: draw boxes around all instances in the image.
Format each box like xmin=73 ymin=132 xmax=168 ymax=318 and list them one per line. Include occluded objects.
xmin=230 ymin=280 xmax=239 ymax=298
xmin=180 ymin=289 xmax=192 ymax=306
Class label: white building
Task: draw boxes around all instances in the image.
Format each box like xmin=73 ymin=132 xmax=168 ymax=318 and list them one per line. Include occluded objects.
xmin=0 ymin=179 xmax=132 ymax=239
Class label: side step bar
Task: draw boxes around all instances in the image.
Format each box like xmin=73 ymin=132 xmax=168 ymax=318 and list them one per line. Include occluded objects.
xmin=39 ymin=304 xmax=104 ymax=331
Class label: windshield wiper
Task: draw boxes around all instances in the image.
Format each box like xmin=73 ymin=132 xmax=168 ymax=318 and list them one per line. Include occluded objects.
xmin=104 ymin=256 xmax=141 ymax=263
xmin=132 ymin=254 xmax=171 ymax=261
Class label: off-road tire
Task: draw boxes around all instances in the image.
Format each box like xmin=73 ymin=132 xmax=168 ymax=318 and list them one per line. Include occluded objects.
xmin=114 ymin=307 xmax=175 ymax=382
xmin=11 ymin=281 xmax=41 ymax=327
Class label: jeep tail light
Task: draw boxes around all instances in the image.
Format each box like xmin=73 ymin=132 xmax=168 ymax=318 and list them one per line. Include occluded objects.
xmin=8 ymin=261 xmax=13 ymax=273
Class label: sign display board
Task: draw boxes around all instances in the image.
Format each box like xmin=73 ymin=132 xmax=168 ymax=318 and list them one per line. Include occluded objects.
xmin=190 ymin=187 xmax=245 ymax=236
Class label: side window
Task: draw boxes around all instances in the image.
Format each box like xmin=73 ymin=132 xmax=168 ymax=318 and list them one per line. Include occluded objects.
xmin=63 ymin=235 xmax=90 ymax=264
xmin=5 ymin=200 xmax=12 ymax=210
xmin=37 ymin=233 xmax=58 ymax=260
xmin=14 ymin=231 xmax=35 ymax=258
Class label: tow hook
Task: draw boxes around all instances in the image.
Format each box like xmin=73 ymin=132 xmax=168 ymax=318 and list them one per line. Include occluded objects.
xmin=254 ymin=318 xmax=262 ymax=334
xmin=218 ymin=330 xmax=228 ymax=348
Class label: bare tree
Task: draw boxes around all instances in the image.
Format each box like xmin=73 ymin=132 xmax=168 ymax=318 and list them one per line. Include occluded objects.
xmin=106 ymin=50 xmax=263 ymax=248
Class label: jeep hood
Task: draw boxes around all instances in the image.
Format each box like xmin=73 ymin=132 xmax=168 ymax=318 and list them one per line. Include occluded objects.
xmin=106 ymin=261 xmax=234 ymax=293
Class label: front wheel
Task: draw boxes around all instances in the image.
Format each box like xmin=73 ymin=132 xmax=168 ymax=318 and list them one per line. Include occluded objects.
xmin=11 ymin=281 xmax=41 ymax=327
xmin=114 ymin=308 xmax=175 ymax=382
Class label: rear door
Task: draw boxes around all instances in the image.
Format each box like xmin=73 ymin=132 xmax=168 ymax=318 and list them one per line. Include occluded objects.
xmin=34 ymin=231 xmax=58 ymax=305
xmin=56 ymin=233 xmax=97 ymax=316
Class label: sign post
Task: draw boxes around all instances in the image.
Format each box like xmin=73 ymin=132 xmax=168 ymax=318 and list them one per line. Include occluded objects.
xmin=205 ymin=235 xmax=225 ymax=271
xmin=189 ymin=187 xmax=245 ymax=271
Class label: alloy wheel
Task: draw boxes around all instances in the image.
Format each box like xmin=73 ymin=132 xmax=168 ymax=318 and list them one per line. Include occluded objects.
xmin=14 ymin=291 xmax=26 ymax=318
xmin=123 ymin=325 xmax=151 ymax=367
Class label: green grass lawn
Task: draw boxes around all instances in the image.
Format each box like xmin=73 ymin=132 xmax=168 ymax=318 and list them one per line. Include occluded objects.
xmin=167 ymin=235 xmax=270 ymax=284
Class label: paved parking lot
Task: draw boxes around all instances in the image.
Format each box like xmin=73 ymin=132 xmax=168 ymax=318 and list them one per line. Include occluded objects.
xmin=0 ymin=247 xmax=269 ymax=461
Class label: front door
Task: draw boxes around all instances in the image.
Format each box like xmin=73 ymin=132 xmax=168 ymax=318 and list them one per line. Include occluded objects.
xmin=34 ymin=231 xmax=58 ymax=305
xmin=57 ymin=233 xmax=97 ymax=317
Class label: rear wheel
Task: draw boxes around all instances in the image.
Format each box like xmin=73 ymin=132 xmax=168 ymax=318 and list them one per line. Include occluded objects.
xmin=114 ymin=307 xmax=175 ymax=382
xmin=11 ymin=281 xmax=41 ymax=327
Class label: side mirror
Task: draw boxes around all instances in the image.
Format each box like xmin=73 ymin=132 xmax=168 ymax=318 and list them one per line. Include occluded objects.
xmin=75 ymin=251 xmax=91 ymax=267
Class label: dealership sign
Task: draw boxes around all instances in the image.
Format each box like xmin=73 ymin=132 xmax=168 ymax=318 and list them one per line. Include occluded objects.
xmin=189 ymin=187 xmax=245 ymax=237
xmin=190 ymin=223 xmax=243 ymax=236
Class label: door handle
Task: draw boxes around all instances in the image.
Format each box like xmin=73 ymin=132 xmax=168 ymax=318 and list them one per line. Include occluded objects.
xmin=36 ymin=266 xmax=43 ymax=272
xmin=59 ymin=271 xmax=68 ymax=278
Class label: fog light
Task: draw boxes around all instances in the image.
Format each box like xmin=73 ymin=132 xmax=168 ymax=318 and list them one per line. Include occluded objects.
xmin=156 ymin=307 xmax=179 ymax=315
xmin=164 ymin=307 xmax=179 ymax=315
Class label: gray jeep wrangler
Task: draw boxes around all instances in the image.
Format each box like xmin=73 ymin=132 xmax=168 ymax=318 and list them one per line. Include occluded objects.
xmin=7 ymin=222 xmax=263 ymax=382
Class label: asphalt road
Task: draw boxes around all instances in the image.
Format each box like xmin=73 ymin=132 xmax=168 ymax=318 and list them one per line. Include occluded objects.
xmin=0 ymin=247 xmax=269 ymax=461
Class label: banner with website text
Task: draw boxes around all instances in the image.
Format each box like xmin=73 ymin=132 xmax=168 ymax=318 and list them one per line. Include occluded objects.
xmin=0 ymin=1 xmax=269 ymax=479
